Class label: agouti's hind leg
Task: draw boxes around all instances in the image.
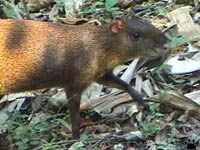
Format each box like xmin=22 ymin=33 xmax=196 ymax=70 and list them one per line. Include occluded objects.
xmin=66 ymin=90 xmax=81 ymax=139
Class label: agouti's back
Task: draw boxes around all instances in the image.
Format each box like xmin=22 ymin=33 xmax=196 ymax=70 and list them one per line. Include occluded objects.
xmin=0 ymin=19 xmax=116 ymax=94
xmin=0 ymin=17 xmax=168 ymax=95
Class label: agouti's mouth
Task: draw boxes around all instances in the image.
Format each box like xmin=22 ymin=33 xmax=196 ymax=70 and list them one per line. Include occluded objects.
xmin=142 ymin=56 xmax=166 ymax=69
xmin=146 ymin=46 xmax=171 ymax=66
xmin=155 ymin=44 xmax=171 ymax=58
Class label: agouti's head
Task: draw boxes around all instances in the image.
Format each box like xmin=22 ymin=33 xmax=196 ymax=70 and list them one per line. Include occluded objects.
xmin=109 ymin=16 xmax=170 ymax=61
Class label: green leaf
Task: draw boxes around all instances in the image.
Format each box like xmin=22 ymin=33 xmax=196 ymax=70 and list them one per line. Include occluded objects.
xmin=107 ymin=7 xmax=119 ymax=11
xmin=174 ymin=79 xmax=186 ymax=84
xmin=92 ymin=1 xmax=105 ymax=8
xmin=34 ymin=123 xmax=48 ymax=131
xmin=30 ymin=140 xmax=40 ymax=146
xmin=168 ymin=35 xmax=189 ymax=48
xmin=105 ymin=0 xmax=118 ymax=9
xmin=155 ymin=113 xmax=165 ymax=117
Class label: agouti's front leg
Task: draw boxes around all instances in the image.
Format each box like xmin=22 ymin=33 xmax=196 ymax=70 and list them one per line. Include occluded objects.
xmin=66 ymin=90 xmax=81 ymax=139
xmin=97 ymin=72 xmax=145 ymax=103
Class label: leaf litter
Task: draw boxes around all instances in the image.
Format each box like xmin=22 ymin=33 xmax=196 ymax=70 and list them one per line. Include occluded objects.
xmin=0 ymin=0 xmax=200 ymax=150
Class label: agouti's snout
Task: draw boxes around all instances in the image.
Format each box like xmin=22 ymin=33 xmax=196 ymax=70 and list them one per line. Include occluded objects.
xmin=153 ymin=35 xmax=171 ymax=60
xmin=157 ymin=42 xmax=170 ymax=57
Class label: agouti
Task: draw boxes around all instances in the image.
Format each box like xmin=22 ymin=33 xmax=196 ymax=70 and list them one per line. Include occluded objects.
xmin=0 ymin=15 xmax=169 ymax=139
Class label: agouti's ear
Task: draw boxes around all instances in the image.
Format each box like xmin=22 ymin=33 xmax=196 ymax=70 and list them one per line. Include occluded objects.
xmin=109 ymin=18 xmax=124 ymax=34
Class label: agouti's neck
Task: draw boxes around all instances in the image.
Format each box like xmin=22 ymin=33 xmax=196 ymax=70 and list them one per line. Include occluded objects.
xmin=90 ymin=25 xmax=128 ymax=71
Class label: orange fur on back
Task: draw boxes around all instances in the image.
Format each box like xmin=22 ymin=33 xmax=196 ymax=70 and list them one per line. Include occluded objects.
xmin=0 ymin=19 xmax=122 ymax=94
xmin=0 ymin=18 xmax=169 ymax=95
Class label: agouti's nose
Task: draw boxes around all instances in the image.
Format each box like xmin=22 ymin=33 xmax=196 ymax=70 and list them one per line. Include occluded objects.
xmin=162 ymin=43 xmax=170 ymax=56
xmin=163 ymin=43 xmax=169 ymax=50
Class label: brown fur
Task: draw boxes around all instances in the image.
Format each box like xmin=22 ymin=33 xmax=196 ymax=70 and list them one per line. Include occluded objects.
xmin=0 ymin=17 xmax=169 ymax=139
xmin=0 ymin=20 xmax=126 ymax=94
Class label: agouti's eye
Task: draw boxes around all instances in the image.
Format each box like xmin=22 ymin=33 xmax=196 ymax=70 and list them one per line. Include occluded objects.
xmin=132 ymin=32 xmax=140 ymax=41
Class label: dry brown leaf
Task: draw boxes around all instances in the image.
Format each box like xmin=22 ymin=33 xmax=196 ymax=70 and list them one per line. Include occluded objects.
xmin=167 ymin=6 xmax=200 ymax=41
xmin=153 ymin=90 xmax=200 ymax=111
xmin=26 ymin=0 xmax=52 ymax=13
xmin=61 ymin=16 xmax=88 ymax=25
